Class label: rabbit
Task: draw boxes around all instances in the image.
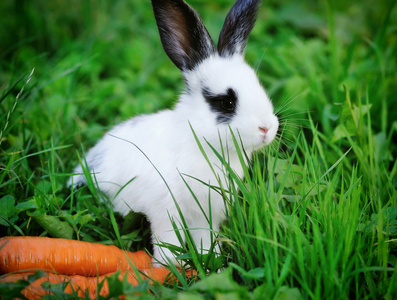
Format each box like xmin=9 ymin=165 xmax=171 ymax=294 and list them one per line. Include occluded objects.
xmin=68 ymin=0 xmax=279 ymax=267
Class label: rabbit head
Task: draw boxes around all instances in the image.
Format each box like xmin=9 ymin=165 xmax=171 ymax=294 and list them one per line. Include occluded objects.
xmin=152 ymin=0 xmax=278 ymax=152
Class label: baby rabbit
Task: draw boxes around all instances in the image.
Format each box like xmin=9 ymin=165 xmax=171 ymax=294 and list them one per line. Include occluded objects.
xmin=69 ymin=0 xmax=279 ymax=266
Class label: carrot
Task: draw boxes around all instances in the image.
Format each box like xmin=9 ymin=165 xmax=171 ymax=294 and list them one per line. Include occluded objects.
xmin=0 ymin=236 xmax=152 ymax=276
xmin=0 ymin=268 xmax=176 ymax=299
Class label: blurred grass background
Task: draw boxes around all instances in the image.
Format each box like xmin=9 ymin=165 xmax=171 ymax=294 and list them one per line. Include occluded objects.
xmin=1 ymin=0 xmax=396 ymax=136
xmin=0 ymin=0 xmax=397 ymax=298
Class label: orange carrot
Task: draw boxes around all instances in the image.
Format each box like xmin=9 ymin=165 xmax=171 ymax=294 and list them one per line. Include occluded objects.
xmin=0 ymin=236 xmax=152 ymax=276
xmin=0 ymin=268 xmax=175 ymax=299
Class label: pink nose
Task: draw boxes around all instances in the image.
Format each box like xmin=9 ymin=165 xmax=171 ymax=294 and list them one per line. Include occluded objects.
xmin=259 ymin=127 xmax=269 ymax=134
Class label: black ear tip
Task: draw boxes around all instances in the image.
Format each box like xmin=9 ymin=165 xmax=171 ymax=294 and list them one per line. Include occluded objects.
xmin=151 ymin=0 xmax=215 ymax=71
xmin=217 ymin=0 xmax=261 ymax=57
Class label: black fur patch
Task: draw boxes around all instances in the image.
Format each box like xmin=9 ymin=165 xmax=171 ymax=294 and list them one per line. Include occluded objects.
xmin=202 ymin=87 xmax=238 ymax=123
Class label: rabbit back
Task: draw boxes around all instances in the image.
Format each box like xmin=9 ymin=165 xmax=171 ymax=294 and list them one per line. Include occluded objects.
xmin=69 ymin=110 xmax=236 ymax=219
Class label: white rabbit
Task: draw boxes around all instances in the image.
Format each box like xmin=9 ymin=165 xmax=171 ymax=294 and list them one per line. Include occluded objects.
xmin=69 ymin=0 xmax=279 ymax=266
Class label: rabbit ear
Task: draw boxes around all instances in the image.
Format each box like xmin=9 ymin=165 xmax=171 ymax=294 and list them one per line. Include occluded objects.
xmin=218 ymin=0 xmax=260 ymax=57
xmin=151 ymin=0 xmax=216 ymax=71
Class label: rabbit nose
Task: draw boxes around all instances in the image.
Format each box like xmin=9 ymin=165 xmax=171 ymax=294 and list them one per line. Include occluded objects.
xmin=259 ymin=126 xmax=269 ymax=134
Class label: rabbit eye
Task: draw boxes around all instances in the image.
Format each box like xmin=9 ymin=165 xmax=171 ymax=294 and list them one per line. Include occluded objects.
xmin=222 ymin=98 xmax=236 ymax=112
xmin=202 ymin=87 xmax=238 ymax=123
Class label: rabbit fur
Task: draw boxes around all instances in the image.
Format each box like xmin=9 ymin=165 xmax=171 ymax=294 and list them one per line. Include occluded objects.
xmin=69 ymin=0 xmax=279 ymax=266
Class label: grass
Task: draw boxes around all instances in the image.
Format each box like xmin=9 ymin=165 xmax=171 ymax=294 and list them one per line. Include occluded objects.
xmin=1 ymin=0 xmax=397 ymax=299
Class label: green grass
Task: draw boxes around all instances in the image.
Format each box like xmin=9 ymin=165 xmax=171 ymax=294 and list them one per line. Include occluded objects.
xmin=1 ymin=0 xmax=397 ymax=299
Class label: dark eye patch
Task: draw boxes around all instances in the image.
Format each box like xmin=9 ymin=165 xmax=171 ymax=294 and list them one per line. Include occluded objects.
xmin=202 ymin=87 xmax=238 ymax=123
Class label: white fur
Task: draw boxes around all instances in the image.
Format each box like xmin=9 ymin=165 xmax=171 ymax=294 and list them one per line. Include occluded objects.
xmin=69 ymin=54 xmax=278 ymax=266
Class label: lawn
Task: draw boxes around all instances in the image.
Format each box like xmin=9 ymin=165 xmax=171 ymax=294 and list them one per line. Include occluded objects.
xmin=1 ymin=0 xmax=396 ymax=299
